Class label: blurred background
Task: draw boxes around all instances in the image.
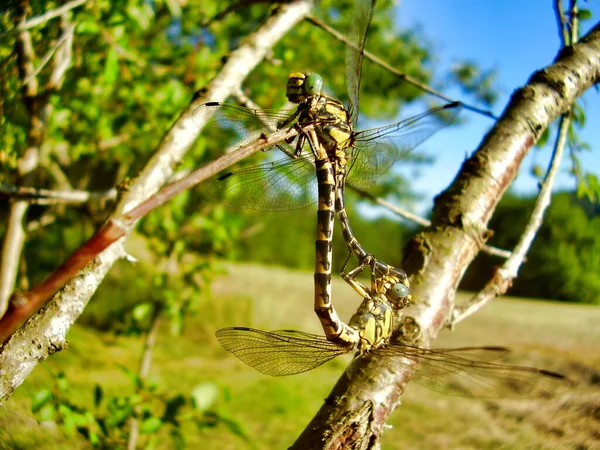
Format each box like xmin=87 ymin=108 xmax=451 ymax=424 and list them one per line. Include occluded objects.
xmin=1 ymin=0 xmax=599 ymax=448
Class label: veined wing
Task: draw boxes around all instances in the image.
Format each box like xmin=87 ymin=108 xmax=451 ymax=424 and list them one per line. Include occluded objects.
xmin=205 ymin=154 xmax=318 ymax=210
xmin=345 ymin=0 xmax=376 ymax=125
xmin=346 ymin=102 xmax=462 ymax=189
xmin=216 ymin=327 xmax=347 ymax=376
xmin=374 ymin=344 xmax=568 ymax=398
xmin=194 ymin=102 xmax=319 ymax=210
xmin=192 ymin=102 xmax=297 ymax=154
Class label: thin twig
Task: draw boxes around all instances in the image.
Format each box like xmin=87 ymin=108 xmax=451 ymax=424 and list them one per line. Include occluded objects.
xmin=48 ymin=15 xmax=74 ymax=89
xmin=553 ymin=0 xmax=570 ymax=46
xmin=305 ymin=15 xmax=498 ymax=120
xmin=0 ymin=0 xmax=87 ymax=37
xmin=350 ymin=186 xmax=513 ymax=259
xmin=22 ymin=22 xmax=74 ymax=87
xmin=0 ymin=185 xmax=117 ymax=204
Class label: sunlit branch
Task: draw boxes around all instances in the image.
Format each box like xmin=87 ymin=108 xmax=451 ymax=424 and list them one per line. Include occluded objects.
xmin=305 ymin=15 xmax=499 ymax=120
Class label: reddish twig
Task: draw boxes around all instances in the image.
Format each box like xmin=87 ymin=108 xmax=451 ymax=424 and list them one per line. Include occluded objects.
xmin=0 ymin=0 xmax=312 ymax=402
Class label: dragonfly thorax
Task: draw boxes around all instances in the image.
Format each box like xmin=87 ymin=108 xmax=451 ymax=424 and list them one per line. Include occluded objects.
xmin=348 ymin=295 xmax=393 ymax=352
xmin=286 ymin=72 xmax=354 ymax=156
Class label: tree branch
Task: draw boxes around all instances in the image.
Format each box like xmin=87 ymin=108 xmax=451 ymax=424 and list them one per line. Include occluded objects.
xmin=451 ymin=0 xmax=580 ymax=326
xmin=0 ymin=185 xmax=117 ymax=204
xmin=0 ymin=0 xmax=313 ymax=403
xmin=452 ymin=113 xmax=570 ymax=325
xmin=291 ymin=21 xmax=600 ymax=448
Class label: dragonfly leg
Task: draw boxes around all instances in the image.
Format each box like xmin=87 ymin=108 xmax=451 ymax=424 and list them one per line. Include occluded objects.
xmin=341 ymin=252 xmax=374 ymax=298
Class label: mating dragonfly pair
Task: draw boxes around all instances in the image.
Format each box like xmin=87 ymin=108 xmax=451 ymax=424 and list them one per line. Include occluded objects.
xmin=193 ymin=0 xmax=567 ymax=397
xmin=193 ymin=71 xmax=566 ymax=397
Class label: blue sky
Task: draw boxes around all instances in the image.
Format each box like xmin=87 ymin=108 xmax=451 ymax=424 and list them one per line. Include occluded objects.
xmin=390 ymin=0 xmax=599 ymax=213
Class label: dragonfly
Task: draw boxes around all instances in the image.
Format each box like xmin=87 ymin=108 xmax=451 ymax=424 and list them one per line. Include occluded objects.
xmin=193 ymin=0 xmax=460 ymax=347
xmin=216 ymin=258 xmax=569 ymax=398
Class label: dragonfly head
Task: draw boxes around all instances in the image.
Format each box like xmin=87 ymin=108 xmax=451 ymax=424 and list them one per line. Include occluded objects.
xmin=286 ymin=72 xmax=323 ymax=103
xmin=375 ymin=269 xmax=412 ymax=309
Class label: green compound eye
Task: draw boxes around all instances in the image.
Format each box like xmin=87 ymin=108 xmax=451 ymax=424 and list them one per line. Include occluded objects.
xmin=304 ymin=73 xmax=323 ymax=95
xmin=391 ymin=283 xmax=410 ymax=299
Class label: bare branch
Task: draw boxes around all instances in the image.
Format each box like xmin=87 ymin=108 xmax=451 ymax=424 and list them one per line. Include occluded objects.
xmin=350 ymin=186 xmax=513 ymax=259
xmin=48 ymin=15 xmax=74 ymax=89
xmin=452 ymin=0 xmax=582 ymax=325
xmin=0 ymin=185 xmax=117 ymax=205
xmin=305 ymin=15 xmax=498 ymax=120
xmin=553 ymin=0 xmax=570 ymax=46
xmin=0 ymin=0 xmax=87 ymax=37
xmin=0 ymin=0 xmax=313 ymax=402
xmin=22 ymin=21 xmax=74 ymax=88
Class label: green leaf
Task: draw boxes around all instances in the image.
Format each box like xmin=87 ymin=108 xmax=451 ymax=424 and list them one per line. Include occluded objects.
xmin=133 ymin=302 xmax=154 ymax=322
xmin=190 ymin=383 xmax=219 ymax=412
xmin=31 ymin=389 xmax=53 ymax=413
xmin=140 ymin=416 xmax=163 ymax=434
xmin=578 ymin=9 xmax=592 ymax=20
xmin=103 ymin=48 xmax=119 ymax=88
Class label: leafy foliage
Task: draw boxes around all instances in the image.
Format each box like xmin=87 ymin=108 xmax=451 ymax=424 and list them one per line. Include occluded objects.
xmin=461 ymin=192 xmax=600 ymax=304
xmin=30 ymin=369 xmax=245 ymax=449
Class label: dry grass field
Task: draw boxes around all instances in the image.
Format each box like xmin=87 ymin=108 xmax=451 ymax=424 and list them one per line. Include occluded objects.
xmin=1 ymin=262 xmax=599 ymax=449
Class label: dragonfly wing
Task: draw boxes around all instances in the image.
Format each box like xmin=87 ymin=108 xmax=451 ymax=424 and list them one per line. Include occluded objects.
xmin=216 ymin=327 xmax=346 ymax=376
xmin=193 ymin=102 xmax=298 ymax=155
xmin=204 ymin=155 xmax=318 ymax=211
xmin=347 ymin=102 xmax=462 ymax=188
xmin=345 ymin=0 xmax=376 ymax=125
xmin=376 ymin=344 xmax=568 ymax=398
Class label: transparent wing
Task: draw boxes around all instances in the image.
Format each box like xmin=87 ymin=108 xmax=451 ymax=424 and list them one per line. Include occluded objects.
xmin=205 ymin=155 xmax=318 ymax=211
xmin=215 ymin=327 xmax=346 ymax=376
xmin=345 ymin=0 xmax=376 ymax=125
xmin=194 ymin=102 xmax=318 ymax=210
xmin=375 ymin=344 xmax=568 ymax=398
xmin=346 ymin=102 xmax=462 ymax=189
xmin=192 ymin=102 xmax=297 ymax=154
